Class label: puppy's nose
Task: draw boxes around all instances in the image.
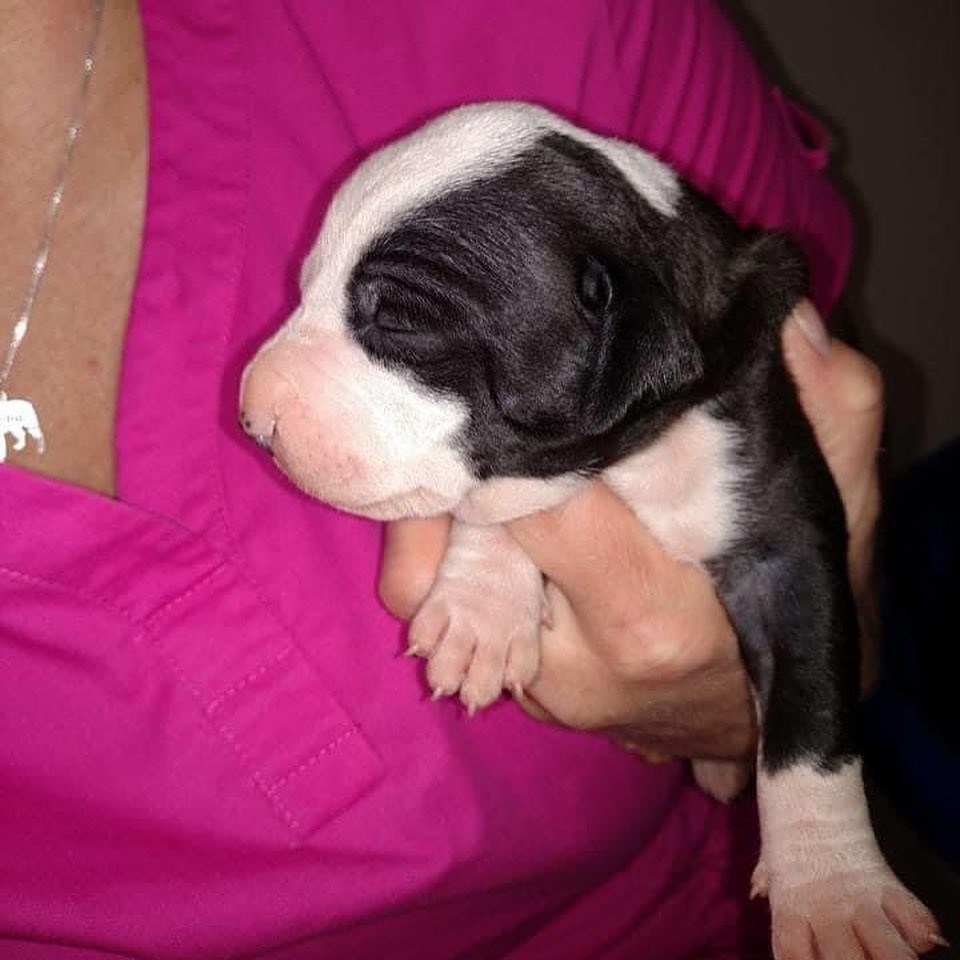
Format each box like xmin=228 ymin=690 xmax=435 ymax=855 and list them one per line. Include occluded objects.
xmin=240 ymin=343 xmax=298 ymax=451
xmin=239 ymin=411 xmax=275 ymax=450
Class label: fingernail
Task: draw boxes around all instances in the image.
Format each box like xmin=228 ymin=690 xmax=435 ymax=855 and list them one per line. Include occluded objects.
xmin=791 ymin=299 xmax=831 ymax=356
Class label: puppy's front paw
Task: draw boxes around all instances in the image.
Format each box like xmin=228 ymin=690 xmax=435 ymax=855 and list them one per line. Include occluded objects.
xmin=407 ymin=522 xmax=543 ymax=714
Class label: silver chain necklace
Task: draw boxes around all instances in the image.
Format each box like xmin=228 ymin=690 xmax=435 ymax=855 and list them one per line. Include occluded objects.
xmin=0 ymin=0 xmax=106 ymax=463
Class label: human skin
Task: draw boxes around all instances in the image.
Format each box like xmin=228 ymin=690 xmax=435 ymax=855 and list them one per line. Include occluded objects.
xmin=379 ymin=300 xmax=884 ymax=761
xmin=0 ymin=0 xmax=146 ymax=495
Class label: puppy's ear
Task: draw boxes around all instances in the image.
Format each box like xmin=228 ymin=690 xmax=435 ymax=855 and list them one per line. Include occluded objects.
xmin=698 ymin=231 xmax=807 ymax=390
xmin=657 ymin=187 xmax=809 ymax=379
xmin=727 ymin=230 xmax=808 ymax=333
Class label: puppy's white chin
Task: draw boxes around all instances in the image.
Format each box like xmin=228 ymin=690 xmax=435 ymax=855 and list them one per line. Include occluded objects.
xmin=338 ymin=487 xmax=461 ymax=521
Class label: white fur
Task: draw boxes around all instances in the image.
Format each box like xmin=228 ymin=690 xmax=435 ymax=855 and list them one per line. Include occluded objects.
xmin=455 ymin=473 xmax=588 ymax=525
xmin=754 ymin=760 xmax=938 ymax=959
xmin=297 ymin=102 xmax=680 ymax=317
xmin=407 ymin=520 xmax=543 ymax=712
xmin=406 ymin=406 xmax=741 ymax=714
xmin=757 ymin=761 xmax=882 ymax=889
xmin=240 ymin=334 xmax=474 ymax=518
xmin=602 ymin=407 xmax=740 ymax=563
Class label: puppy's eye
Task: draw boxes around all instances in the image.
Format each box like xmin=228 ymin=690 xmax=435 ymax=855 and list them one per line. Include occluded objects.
xmin=371 ymin=305 xmax=419 ymax=335
xmin=355 ymin=279 xmax=419 ymax=335
xmin=577 ymin=257 xmax=614 ymax=315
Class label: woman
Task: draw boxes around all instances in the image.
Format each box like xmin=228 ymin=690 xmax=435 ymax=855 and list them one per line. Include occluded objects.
xmin=0 ymin=2 xmax=884 ymax=957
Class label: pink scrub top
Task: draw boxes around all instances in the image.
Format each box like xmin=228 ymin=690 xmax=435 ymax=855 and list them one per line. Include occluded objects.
xmin=0 ymin=3 xmax=851 ymax=958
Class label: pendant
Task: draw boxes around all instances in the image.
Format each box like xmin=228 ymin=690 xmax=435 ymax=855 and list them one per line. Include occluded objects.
xmin=0 ymin=391 xmax=46 ymax=462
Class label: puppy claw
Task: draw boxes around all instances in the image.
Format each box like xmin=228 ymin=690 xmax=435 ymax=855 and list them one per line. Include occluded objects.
xmin=411 ymin=523 xmax=543 ymax=716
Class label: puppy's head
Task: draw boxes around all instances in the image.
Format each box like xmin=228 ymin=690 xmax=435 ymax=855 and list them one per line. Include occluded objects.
xmin=240 ymin=103 xmax=805 ymax=523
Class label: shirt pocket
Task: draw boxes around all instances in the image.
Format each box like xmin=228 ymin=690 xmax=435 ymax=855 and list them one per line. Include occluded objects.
xmin=138 ymin=556 xmax=384 ymax=841
xmin=0 ymin=474 xmax=383 ymax=848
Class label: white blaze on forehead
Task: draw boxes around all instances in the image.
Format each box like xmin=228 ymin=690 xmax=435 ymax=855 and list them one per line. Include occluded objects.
xmin=294 ymin=102 xmax=681 ymax=337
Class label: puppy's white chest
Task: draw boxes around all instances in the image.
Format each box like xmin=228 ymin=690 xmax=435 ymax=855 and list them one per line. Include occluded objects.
xmin=601 ymin=407 xmax=740 ymax=563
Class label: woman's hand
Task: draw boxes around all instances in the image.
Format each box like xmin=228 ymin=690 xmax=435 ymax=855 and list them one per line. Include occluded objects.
xmin=379 ymin=299 xmax=884 ymax=759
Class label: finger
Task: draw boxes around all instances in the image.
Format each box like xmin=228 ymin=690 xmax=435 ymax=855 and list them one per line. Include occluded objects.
xmin=781 ymin=301 xmax=883 ymax=538
xmin=378 ymin=515 xmax=451 ymax=620
xmin=506 ymin=481 xmax=673 ymax=618
xmin=781 ymin=300 xmax=884 ymax=431
xmin=513 ymin=583 xmax=626 ymax=730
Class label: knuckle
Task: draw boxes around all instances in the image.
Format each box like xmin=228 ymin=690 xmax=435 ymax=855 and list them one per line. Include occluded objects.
xmin=607 ymin=614 xmax=687 ymax=681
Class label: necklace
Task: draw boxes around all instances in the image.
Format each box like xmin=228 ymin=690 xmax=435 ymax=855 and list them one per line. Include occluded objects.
xmin=0 ymin=0 xmax=106 ymax=464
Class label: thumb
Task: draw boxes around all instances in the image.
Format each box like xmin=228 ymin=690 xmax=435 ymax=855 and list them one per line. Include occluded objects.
xmin=782 ymin=299 xmax=884 ymax=430
xmin=780 ymin=299 xmax=883 ymax=590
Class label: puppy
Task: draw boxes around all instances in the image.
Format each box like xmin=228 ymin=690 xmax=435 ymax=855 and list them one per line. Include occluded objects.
xmin=240 ymin=103 xmax=943 ymax=959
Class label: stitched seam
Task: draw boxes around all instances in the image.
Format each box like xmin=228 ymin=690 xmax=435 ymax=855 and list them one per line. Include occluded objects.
xmin=206 ymin=646 xmax=293 ymax=714
xmin=140 ymin=562 xmax=229 ymax=632
xmin=140 ymin=617 xmax=305 ymax=835
xmin=0 ymin=565 xmax=137 ymax=622
xmin=269 ymin=727 xmax=357 ymax=792
xmin=1 ymin=565 xmax=309 ymax=837
xmin=210 ymin=0 xmax=255 ymax=563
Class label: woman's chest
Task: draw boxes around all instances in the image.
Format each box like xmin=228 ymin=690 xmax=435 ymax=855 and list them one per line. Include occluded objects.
xmin=0 ymin=1 xmax=146 ymax=495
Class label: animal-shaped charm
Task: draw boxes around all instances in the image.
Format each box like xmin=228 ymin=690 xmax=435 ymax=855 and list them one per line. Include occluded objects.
xmin=0 ymin=391 xmax=45 ymax=462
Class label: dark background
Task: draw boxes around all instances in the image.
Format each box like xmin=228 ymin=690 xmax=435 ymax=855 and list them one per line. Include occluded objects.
xmin=723 ymin=1 xmax=960 ymax=949
xmin=726 ymin=0 xmax=959 ymax=476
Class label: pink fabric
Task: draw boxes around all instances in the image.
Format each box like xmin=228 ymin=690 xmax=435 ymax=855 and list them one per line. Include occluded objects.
xmin=0 ymin=2 xmax=851 ymax=957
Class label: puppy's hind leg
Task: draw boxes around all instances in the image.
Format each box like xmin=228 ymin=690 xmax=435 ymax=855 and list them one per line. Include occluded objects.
xmin=716 ymin=535 xmax=943 ymax=960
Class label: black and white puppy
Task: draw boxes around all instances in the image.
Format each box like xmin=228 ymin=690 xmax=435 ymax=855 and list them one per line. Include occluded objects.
xmin=240 ymin=103 xmax=942 ymax=959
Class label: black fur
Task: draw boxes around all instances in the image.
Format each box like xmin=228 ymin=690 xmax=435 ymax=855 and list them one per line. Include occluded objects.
xmin=347 ymin=131 xmax=859 ymax=773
